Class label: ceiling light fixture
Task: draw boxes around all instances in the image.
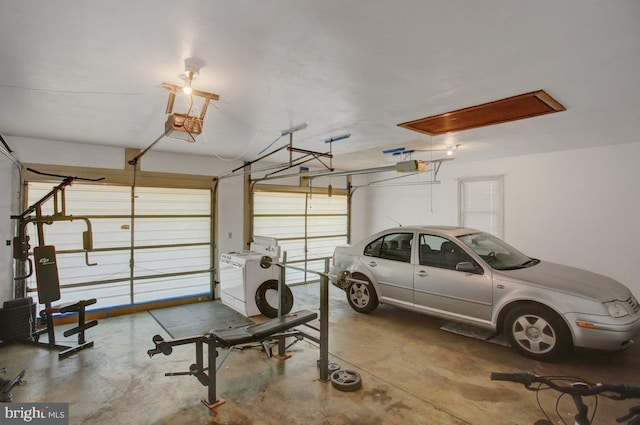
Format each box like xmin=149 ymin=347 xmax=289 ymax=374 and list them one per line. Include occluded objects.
xmin=127 ymin=64 xmax=219 ymax=167
xmin=162 ymin=63 xmax=219 ymax=143
xmin=179 ymin=66 xmax=198 ymax=95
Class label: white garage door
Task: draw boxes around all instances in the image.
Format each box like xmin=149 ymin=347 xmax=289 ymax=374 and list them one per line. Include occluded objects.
xmin=253 ymin=190 xmax=347 ymax=284
xmin=24 ymin=182 xmax=212 ymax=310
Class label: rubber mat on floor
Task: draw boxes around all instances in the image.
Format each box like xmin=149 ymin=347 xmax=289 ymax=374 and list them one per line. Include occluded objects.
xmin=440 ymin=322 xmax=511 ymax=347
xmin=149 ymin=300 xmax=254 ymax=339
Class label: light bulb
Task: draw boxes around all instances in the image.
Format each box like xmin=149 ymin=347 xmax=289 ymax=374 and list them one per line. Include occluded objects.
xmin=447 ymin=149 xmax=453 ymax=156
xmin=183 ymin=86 xmax=192 ymax=95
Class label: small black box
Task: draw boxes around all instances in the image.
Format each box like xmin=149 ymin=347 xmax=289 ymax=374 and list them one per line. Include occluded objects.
xmin=0 ymin=297 xmax=36 ymax=342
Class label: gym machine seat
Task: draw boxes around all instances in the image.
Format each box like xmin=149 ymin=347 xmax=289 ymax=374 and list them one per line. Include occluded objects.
xmin=33 ymin=245 xmax=98 ymax=359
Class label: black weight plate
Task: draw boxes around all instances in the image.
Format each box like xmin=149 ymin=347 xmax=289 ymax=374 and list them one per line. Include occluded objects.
xmin=328 ymin=363 xmax=341 ymax=373
xmin=330 ymin=369 xmax=362 ymax=392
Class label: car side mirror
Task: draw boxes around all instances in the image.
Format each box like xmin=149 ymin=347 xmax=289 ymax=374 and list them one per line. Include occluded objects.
xmin=456 ymin=262 xmax=477 ymax=273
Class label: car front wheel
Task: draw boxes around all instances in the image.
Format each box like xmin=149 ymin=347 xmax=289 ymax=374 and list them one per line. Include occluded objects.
xmin=346 ymin=275 xmax=379 ymax=314
xmin=504 ymin=304 xmax=572 ymax=361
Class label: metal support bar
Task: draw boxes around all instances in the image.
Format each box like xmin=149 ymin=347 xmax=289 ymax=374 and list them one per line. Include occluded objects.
xmin=319 ymin=258 xmax=330 ymax=382
xmin=206 ymin=338 xmax=220 ymax=407
xmin=264 ymin=153 xmax=326 ymax=178
xmin=277 ymin=252 xmax=287 ymax=357
xmin=229 ymin=144 xmax=289 ymax=174
xmin=45 ymin=302 xmax=56 ymax=345
xmin=287 ymin=146 xmax=332 ymax=160
xmin=127 ymin=133 xmax=166 ymax=166
xmin=196 ymin=340 xmax=204 ymax=378
xmin=162 ymin=82 xmax=220 ymax=101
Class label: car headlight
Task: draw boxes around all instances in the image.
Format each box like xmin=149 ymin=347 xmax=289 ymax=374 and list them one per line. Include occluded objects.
xmin=604 ymin=301 xmax=630 ymax=318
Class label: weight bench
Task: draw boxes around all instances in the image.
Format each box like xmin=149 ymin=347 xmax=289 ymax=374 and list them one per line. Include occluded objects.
xmin=147 ymin=309 xmax=318 ymax=408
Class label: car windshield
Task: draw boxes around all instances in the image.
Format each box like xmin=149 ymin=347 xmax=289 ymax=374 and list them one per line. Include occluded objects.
xmin=457 ymin=232 xmax=538 ymax=270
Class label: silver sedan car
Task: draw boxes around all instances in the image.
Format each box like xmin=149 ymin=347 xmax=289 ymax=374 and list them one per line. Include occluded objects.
xmin=330 ymin=226 xmax=640 ymax=361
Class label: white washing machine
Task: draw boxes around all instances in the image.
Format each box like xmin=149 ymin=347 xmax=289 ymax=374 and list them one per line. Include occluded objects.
xmin=219 ymin=237 xmax=280 ymax=317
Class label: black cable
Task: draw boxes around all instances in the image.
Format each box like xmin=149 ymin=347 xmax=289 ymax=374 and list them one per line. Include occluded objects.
xmin=535 ymin=382 xmax=555 ymax=424
xmin=590 ymin=395 xmax=598 ymax=424
xmin=0 ymin=133 xmax=12 ymax=153
xmin=26 ymin=167 xmax=105 ymax=182
xmin=555 ymin=392 xmax=569 ymax=425
xmin=545 ymin=376 xmax=598 ymax=425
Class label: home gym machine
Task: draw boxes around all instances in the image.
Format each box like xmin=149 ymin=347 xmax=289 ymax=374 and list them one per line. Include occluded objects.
xmin=9 ymin=169 xmax=102 ymax=359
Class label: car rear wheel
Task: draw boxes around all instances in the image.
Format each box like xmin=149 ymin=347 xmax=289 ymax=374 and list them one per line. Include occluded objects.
xmin=504 ymin=304 xmax=572 ymax=361
xmin=346 ymin=276 xmax=379 ymax=314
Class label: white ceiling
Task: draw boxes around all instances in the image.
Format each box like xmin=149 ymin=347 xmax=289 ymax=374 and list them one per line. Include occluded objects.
xmin=1 ymin=1 xmax=639 ymax=170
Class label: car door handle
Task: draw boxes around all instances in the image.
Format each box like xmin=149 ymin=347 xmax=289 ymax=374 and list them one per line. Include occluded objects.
xmin=416 ymin=270 xmax=428 ymax=277
xmin=368 ymin=261 xmax=377 ymax=267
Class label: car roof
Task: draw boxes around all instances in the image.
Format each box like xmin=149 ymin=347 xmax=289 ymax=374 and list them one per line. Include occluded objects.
xmin=382 ymin=225 xmax=480 ymax=237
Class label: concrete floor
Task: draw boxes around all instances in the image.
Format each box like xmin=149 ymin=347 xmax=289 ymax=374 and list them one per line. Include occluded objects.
xmin=1 ymin=282 xmax=639 ymax=425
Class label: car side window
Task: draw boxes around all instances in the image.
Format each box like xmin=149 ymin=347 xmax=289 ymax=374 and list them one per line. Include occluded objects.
xmin=364 ymin=233 xmax=413 ymax=263
xmin=364 ymin=236 xmax=384 ymax=257
xmin=419 ymin=234 xmax=480 ymax=273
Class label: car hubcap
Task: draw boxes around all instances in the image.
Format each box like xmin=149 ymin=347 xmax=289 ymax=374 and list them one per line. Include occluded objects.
xmin=349 ymin=283 xmax=369 ymax=307
xmin=512 ymin=314 xmax=556 ymax=354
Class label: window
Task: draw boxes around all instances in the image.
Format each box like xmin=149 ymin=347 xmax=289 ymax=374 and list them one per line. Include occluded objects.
xmin=364 ymin=233 xmax=413 ymax=263
xmin=419 ymin=234 xmax=478 ymax=272
xmin=458 ymin=175 xmax=504 ymax=237
xmin=253 ymin=190 xmax=348 ymax=284
xmin=458 ymin=232 xmax=531 ymax=271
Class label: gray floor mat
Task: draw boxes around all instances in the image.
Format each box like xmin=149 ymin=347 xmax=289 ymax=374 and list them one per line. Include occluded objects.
xmin=440 ymin=322 xmax=511 ymax=347
xmin=149 ymin=300 xmax=254 ymax=339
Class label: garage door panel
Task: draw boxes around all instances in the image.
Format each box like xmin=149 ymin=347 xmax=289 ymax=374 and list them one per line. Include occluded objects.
xmin=134 ymin=274 xmax=210 ymax=304
xmin=26 ymin=182 xmax=213 ymax=309
xmin=253 ymin=191 xmax=347 ymax=285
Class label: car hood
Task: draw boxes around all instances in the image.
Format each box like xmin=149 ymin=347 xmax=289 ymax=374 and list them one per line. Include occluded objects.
xmin=497 ymin=261 xmax=631 ymax=302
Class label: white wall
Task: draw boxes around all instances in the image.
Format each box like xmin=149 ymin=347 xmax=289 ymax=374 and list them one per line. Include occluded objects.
xmin=0 ymin=136 xmax=245 ymax=303
xmin=0 ymin=158 xmax=18 ymax=302
xmin=351 ymin=142 xmax=640 ymax=296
